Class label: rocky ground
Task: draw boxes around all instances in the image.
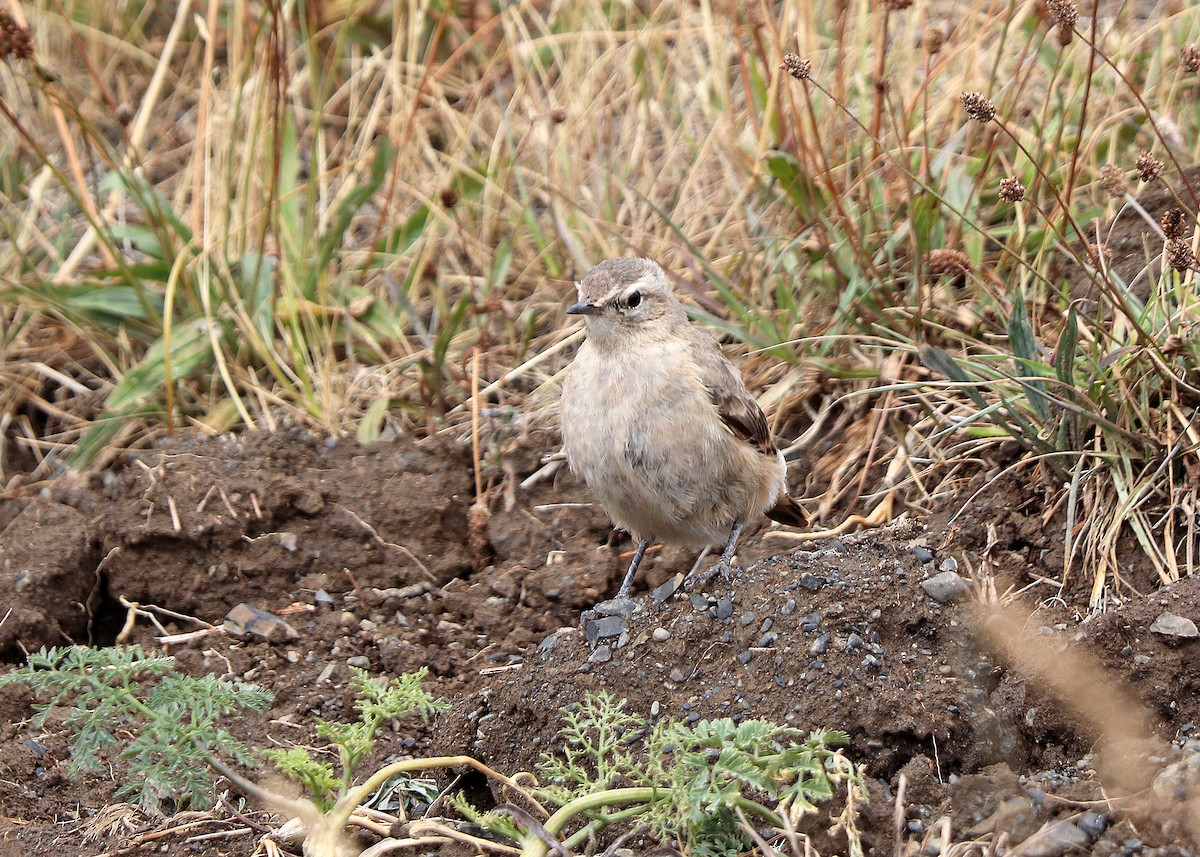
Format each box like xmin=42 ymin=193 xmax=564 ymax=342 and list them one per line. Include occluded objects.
xmin=0 ymin=428 xmax=1197 ymax=856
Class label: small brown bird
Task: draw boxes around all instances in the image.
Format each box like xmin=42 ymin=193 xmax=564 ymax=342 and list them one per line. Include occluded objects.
xmin=560 ymin=258 xmax=806 ymax=597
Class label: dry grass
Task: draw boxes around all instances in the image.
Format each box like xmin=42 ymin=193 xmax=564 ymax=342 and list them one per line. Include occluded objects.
xmin=0 ymin=0 xmax=1198 ymax=607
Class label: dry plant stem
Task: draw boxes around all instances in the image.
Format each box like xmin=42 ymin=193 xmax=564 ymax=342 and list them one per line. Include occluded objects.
xmin=1057 ymin=6 xmax=1101 ymax=233
xmin=56 ymin=0 xmax=195 ymax=280
xmin=789 ymin=81 xmax=884 ymax=292
xmin=799 ymin=75 xmax=1049 ymax=291
xmin=869 ymin=10 xmax=890 ymax=161
xmin=1071 ymin=30 xmax=1199 ymax=205
xmin=328 ymin=757 xmax=546 ymax=843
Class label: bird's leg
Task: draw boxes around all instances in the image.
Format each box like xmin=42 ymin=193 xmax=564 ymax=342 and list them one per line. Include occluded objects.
xmin=686 ymin=546 xmax=713 ymax=579
xmin=616 ymin=537 xmax=651 ymax=598
xmin=685 ymin=521 xmax=745 ymax=590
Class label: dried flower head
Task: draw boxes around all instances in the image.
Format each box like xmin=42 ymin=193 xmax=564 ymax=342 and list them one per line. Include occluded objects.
xmin=960 ymin=91 xmax=995 ymax=123
xmin=1135 ymin=151 xmax=1165 ymax=183
xmin=926 ymin=249 xmax=971 ymax=277
xmin=999 ymin=176 xmax=1026 ymax=202
xmin=1161 ymin=207 xmax=1190 ymax=241
xmin=781 ymin=54 xmax=811 ymax=81
xmin=0 ymin=12 xmax=34 ymax=62
xmin=1182 ymin=44 xmax=1200 ymax=73
xmin=439 ymin=187 xmax=459 ymax=208
xmin=1045 ymin=0 xmax=1077 ymax=27
xmin=1167 ymin=240 xmax=1195 ymax=272
xmin=923 ymin=24 xmax=947 ymax=54
xmin=1083 ymin=242 xmax=1111 ymax=269
xmin=1099 ymin=164 xmax=1126 ymax=198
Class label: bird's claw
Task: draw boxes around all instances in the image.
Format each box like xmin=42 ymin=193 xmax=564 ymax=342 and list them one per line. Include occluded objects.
xmin=683 ymin=559 xmax=739 ymax=591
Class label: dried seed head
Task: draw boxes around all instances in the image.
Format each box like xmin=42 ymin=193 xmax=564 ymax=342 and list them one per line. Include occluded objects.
xmin=1045 ymin=0 xmax=1078 ymax=27
xmin=1182 ymin=43 xmax=1200 ymax=73
xmin=1161 ymin=207 xmax=1190 ymax=241
xmin=439 ymin=187 xmax=459 ymax=208
xmin=960 ymin=91 xmax=996 ymax=123
xmin=926 ymin=248 xmax=971 ymax=277
xmin=549 ymin=106 xmax=567 ymax=124
xmin=1084 ymin=242 xmax=1111 ymax=268
xmin=999 ymin=176 xmax=1026 ymax=202
xmin=1167 ymin=239 xmax=1195 ymax=272
xmin=923 ymin=24 xmax=947 ymax=54
xmin=881 ymin=0 xmax=913 ymax=10
xmin=781 ymin=54 xmax=811 ymax=81
xmin=1136 ymin=151 xmax=1165 ymax=183
xmin=0 ymin=12 xmax=34 ymax=62
xmin=1099 ymin=164 xmax=1126 ymax=198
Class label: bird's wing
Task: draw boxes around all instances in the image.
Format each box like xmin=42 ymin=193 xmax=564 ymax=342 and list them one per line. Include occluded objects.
xmin=694 ymin=338 xmax=778 ymax=457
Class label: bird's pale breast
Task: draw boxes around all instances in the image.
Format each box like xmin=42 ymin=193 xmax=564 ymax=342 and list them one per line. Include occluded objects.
xmin=561 ymin=338 xmax=784 ymax=546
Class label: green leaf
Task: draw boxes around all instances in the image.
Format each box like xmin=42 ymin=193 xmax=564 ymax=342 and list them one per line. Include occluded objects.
xmin=1008 ymin=299 xmax=1051 ymax=420
xmin=1055 ymin=308 xmax=1079 ymax=386
xmin=356 ymin=397 xmax=391 ymax=444
xmin=314 ymin=138 xmax=394 ymax=278
xmin=765 ymin=151 xmax=829 ymax=221
xmin=69 ymin=320 xmax=217 ymax=468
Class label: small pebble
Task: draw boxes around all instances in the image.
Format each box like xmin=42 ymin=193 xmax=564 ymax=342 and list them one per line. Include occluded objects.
xmin=590 ymin=645 xmax=612 ymax=664
xmin=781 ymin=599 xmax=796 ymax=616
xmin=799 ymin=573 xmax=826 ymax=591
xmin=1149 ymin=612 xmax=1199 ymax=640
xmin=652 ymin=627 xmax=671 ymax=642
xmin=585 ymin=615 xmax=628 ymax=648
xmin=715 ymin=599 xmax=734 ymax=620
xmin=811 ymin=633 xmax=830 ymax=654
xmin=739 ymin=611 xmax=756 ymax=627
xmin=651 ymin=574 xmax=684 ymax=606
xmin=1077 ymin=811 xmax=1108 ymax=840
xmin=801 ymin=613 xmax=821 ymax=632
xmin=669 ymin=668 xmax=687 ymax=683
xmin=737 ymin=651 xmax=753 ymax=665
xmin=920 ymin=570 xmax=971 ymax=604
xmin=347 ymin=655 xmax=370 ymax=669
xmin=912 ymin=546 xmax=934 ymax=563
xmin=1019 ymin=820 xmax=1089 ymax=857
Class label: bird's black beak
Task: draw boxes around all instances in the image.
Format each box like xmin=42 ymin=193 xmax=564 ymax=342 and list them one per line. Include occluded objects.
xmin=567 ymin=300 xmax=602 ymax=316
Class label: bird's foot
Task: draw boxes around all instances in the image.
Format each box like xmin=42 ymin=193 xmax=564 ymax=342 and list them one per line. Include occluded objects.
xmin=684 ymin=558 xmax=740 ymax=591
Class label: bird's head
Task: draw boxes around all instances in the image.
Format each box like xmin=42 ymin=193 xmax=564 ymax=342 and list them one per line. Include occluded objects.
xmin=567 ymin=258 xmax=685 ymax=343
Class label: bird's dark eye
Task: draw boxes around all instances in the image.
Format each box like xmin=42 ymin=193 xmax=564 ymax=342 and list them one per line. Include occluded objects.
xmin=626 ymin=290 xmax=642 ymax=308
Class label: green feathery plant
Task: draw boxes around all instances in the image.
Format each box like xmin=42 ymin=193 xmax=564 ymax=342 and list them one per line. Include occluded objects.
xmin=461 ymin=691 xmax=865 ymax=857
xmin=264 ymin=666 xmax=448 ymax=812
xmin=0 ymin=645 xmax=271 ymax=812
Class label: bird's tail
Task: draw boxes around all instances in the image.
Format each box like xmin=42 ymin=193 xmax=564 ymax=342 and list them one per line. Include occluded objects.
xmin=766 ymin=493 xmax=809 ymax=528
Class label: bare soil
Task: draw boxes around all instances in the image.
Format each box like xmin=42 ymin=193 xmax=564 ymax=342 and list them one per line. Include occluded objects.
xmin=2 ymin=174 xmax=1199 ymax=857
xmin=0 ymin=422 xmax=1197 ymax=857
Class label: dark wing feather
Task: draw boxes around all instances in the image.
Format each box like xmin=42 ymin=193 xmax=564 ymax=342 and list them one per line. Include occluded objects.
xmin=695 ymin=338 xmax=778 ymax=457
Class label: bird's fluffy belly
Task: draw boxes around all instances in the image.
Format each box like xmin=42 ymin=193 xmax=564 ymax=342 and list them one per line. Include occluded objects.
xmin=563 ymin=364 xmax=782 ymax=546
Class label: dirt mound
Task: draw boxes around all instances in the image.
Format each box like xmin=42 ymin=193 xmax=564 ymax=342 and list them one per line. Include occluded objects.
xmin=1 ymin=430 xmax=1198 ymax=856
